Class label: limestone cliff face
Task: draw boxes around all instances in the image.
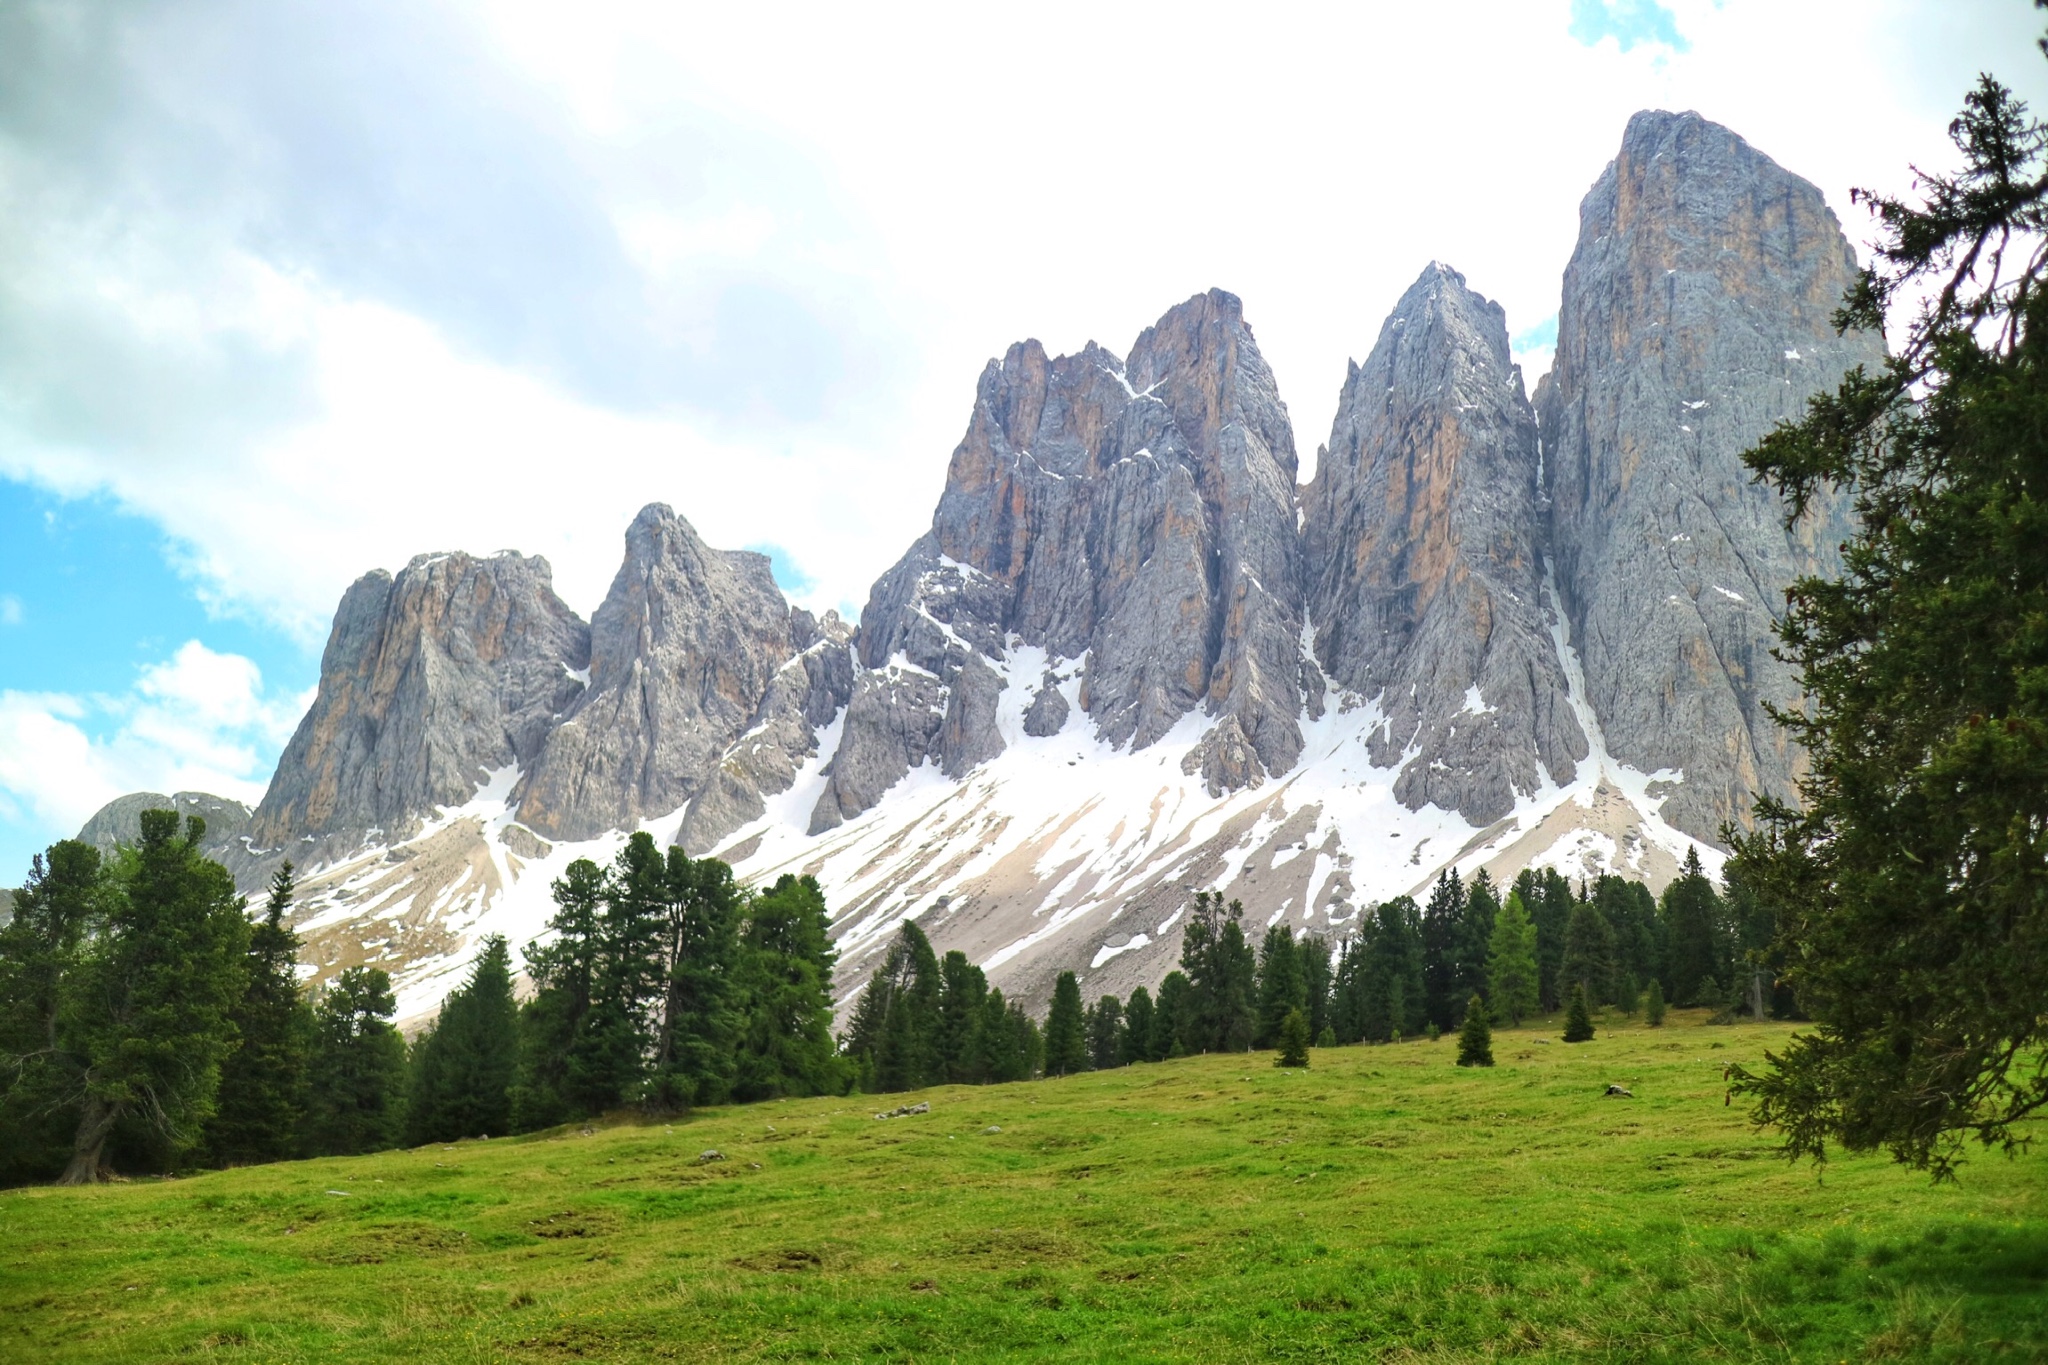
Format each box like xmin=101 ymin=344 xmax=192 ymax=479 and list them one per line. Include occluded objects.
xmin=812 ymin=289 xmax=1308 ymax=829
xmin=516 ymin=503 xmax=835 ymax=843
xmin=1304 ymin=264 xmax=1585 ymax=823
xmin=1537 ymin=109 xmax=1883 ymax=843
xmin=248 ymin=551 xmax=589 ymax=849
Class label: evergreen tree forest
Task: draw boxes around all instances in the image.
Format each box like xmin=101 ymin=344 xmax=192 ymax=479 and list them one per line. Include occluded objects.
xmin=0 ymin=805 xmax=1782 ymax=1185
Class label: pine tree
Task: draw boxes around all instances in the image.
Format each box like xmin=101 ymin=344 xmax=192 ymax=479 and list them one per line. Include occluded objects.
xmin=1644 ymin=977 xmax=1667 ymax=1027
xmin=1276 ymin=1007 xmax=1310 ymax=1068
xmin=303 ymin=966 xmax=408 ymax=1156
xmin=1043 ymin=972 xmax=1089 ymax=1076
xmin=1421 ymin=868 xmax=1467 ymax=1033
xmin=1456 ymin=993 xmax=1494 ymax=1067
xmin=1486 ymin=892 xmax=1540 ymax=1026
xmin=1460 ymin=873 xmax=1502 ymax=1012
xmin=973 ymin=987 xmax=1034 ymax=1082
xmin=512 ymin=858 xmax=609 ymax=1132
xmin=934 ymin=950 xmax=987 ymax=1084
xmin=1086 ymin=995 xmax=1123 ymax=1071
xmin=1298 ymin=934 xmax=1334 ymax=1042
xmin=1119 ymin=986 xmax=1154 ymax=1065
xmin=58 ymin=812 xmax=250 ymax=1183
xmin=1660 ymin=847 xmax=1726 ymax=1006
xmin=648 ymin=849 xmax=745 ymax=1111
xmin=1150 ymin=971 xmax=1190 ymax=1061
xmin=1254 ymin=925 xmax=1306 ymax=1049
xmin=0 ymin=841 xmax=109 ymax=1185
xmin=874 ymin=989 xmax=919 ymax=1092
xmin=1563 ymin=985 xmax=1595 ymax=1043
xmin=1315 ymin=1025 xmax=1336 ymax=1048
xmin=734 ymin=875 xmax=843 ymax=1100
xmin=1518 ymin=867 xmax=1574 ymax=1011
xmin=408 ymin=935 xmax=518 ymax=1143
xmin=1561 ymin=898 xmax=1617 ymax=1005
xmin=206 ymin=862 xmax=314 ymax=1166
xmin=1180 ymin=891 xmax=1257 ymax=1052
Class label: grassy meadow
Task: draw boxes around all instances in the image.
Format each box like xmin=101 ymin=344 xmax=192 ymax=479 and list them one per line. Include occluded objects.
xmin=3 ymin=1011 xmax=2044 ymax=1363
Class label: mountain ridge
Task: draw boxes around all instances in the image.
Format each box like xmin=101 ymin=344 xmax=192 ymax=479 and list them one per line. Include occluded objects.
xmin=66 ymin=109 xmax=1881 ymax=1027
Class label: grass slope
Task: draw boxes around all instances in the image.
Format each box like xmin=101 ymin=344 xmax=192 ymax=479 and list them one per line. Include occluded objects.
xmin=4 ymin=1013 xmax=2045 ymax=1362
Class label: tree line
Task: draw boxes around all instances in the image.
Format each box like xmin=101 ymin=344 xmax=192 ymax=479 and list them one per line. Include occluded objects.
xmin=850 ymin=853 xmax=1777 ymax=1090
xmin=0 ymin=807 xmax=1770 ymax=1181
xmin=0 ymin=823 xmax=841 ymax=1185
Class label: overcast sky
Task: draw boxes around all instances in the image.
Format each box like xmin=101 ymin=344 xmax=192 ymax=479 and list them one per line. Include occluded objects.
xmin=2 ymin=0 xmax=2043 ymax=877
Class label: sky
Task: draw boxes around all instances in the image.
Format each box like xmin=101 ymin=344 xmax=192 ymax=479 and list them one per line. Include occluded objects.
xmin=1 ymin=0 xmax=2044 ymax=880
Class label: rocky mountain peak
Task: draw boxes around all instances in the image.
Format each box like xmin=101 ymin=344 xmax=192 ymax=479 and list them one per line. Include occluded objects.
xmin=1304 ymin=262 xmax=1585 ymax=824
xmin=514 ymin=502 xmax=809 ymax=842
xmin=1538 ymin=108 xmax=1885 ymax=843
xmin=247 ymin=550 xmax=589 ymax=853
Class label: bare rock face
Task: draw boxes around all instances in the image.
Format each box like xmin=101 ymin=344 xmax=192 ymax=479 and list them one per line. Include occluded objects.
xmin=813 ymin=288 xmax=1307 ymax=825
xmin=76 ymin=791 xmax=253 ymax=857
xmin=517 ymin=504 xmax=803 ymax=841
xmin=1305 ymin=263 xmax=1586 ymax=823
xmin=1537 ymin=110 xmax=1883 ymax=843
xmin=248 ymin=552 xmax=590 ymax=850
xmin=676 ymin=608 xmax=856 ymax=853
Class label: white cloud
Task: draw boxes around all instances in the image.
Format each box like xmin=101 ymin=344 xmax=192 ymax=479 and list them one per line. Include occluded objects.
xmin=0 ymin=595 xmax=21 ymax=626
xmin=0 ymin=642 xmax=305 ymax=840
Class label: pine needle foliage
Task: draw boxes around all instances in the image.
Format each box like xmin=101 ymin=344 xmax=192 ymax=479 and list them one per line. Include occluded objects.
xmin=1456 ymin=993 xmax=1494 ymax=1068
xmin=1563 ymin=986 xmax=1595 ymax=1044
xmin=1730 ymin=29 xmax=2048 ymax=1177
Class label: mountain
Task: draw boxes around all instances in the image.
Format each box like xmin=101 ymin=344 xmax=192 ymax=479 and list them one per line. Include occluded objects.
xmin=1536 ymin=110 xmax=1884 ymax=843
xmin=64 ymin=110 xmax=1878 ymax=1026
xmin=1303 ymin=263 xmax=1584 ymax=826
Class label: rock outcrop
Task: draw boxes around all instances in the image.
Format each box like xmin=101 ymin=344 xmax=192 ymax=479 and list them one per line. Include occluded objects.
xmin=248 ymin=552 xmax=590 ymax=851
xmin=516 ymin=504 xmax=827 ymax=842
xmin=75 ymin=790 xmax=253 ymax=857
xmin=1537 ymin=110 xmax=1884 ymax=842
xmin=812 ymin=288 xmax=1308 ymax=828
xmin=1304 ymin=263 xmax=1585 ymax=823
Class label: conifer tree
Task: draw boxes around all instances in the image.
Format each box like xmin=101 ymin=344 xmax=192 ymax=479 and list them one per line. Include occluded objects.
xmin=408 ymin=935 xmax=518 ymax=1143
xmin=303 ymin=966 xmax=407 ymax=1156
xmin=0 ymin=841 xmax=108 ymax=1185
xmin=1517 ymin=867 xmax=1575 ymax=1010
xmin=735 ymin=874 xmax=842 ymax=1100
xmin=1276 ymin=1007 xmax=1310 ymax=1068
xmin=972 ymin=987 xmax=1033 ymax=1082
xmin=1644 ymin=977 xmax=1667 ymax=1027
xmin=1660 ymin=847 xmax=1726 ymax=1005
xmin=1298 ymin=934 xmax=1334 ymax=1041
xmin=1486 ymin=892 xmax=1540 ymax=1026
xmin=512 ymin=859 xmax=608 ymax=1131
xmin=1456 ymin=993 xmax=1494 ymax=1067
xmin=1150 ymin=971 xmax=1191 ymax=1060
xmin=935 ymin=950 xmax=987 ymax=1084
xmin=1043 ymin=971 xmax=1089 ymax=1076
xmin=58 ymin=812 xmax=249 ymax=1183
xmin=1421 ymin=868 xmax=1467 ymax=1033
xmin=206 ymin=862 xmax=314 ymax=1166
xmin=1561 ymin=898 xmax=1617 ymax=1005
xmin=1086 ymin=995 xmax=1123 ymax=1071
xmin=874 ymin=989 xmax=919 ymax=1092
xmin=647 ymin=849 xmax=745 ymax=1111
xmin=1459 ymin=872 xmax=1502 ymax=1011
xmin=1563 ymin=984 xmax=1595 ymax=1043
xmin=1316 ymin=1024 xmax=1337 ymax=1048
xmin=1180 ymin=891 xmax=1256 ymax=1051
xmin=1119 ymin=985 xmax=1154 ymax=1065
xmin=1254 ymin=925 xmax=1306 ymax=1048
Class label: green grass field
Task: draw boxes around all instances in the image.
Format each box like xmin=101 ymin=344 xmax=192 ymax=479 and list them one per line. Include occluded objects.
xmin=4 ymin=1012 xmax=2045 ymax=1363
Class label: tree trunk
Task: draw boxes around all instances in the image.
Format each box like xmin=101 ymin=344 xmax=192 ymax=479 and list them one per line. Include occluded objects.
xmin=56 ymin=1095 xmax=121 ymax=1186
xmin=1748 ymin=966 xmax=1767 ymax=1022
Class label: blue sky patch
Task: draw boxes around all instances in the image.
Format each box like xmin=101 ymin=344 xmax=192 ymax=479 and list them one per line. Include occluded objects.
xmin=1568 ymin=0 xmax=1690 ymax=53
